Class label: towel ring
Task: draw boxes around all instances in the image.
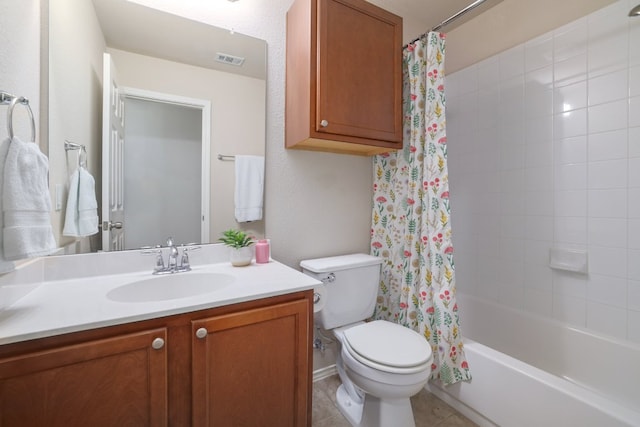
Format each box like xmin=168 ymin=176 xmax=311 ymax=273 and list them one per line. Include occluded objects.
xmin=7 ymin=96 xmax=36 ymax=142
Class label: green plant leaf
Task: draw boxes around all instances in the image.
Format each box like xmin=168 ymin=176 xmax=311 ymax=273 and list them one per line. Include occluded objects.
xmin=218 ymin=229 xmax=254 ymax=248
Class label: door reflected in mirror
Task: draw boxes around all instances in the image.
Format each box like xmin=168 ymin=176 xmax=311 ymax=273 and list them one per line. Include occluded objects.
xmin=122 ymin=96 xmax=205 ymax=251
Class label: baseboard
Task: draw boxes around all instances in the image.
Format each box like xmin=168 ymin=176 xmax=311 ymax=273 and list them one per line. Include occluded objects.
xmin=313 ymin=364 xmax=337 ymax=382
xmin=425 ymin=383 xmax=496 ymax=427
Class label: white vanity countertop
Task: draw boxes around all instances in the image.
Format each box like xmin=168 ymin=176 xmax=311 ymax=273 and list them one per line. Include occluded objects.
xmin=0 ymin=260 xmax=320 ymax=346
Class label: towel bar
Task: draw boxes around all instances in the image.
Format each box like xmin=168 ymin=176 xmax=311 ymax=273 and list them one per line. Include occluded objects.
xmin=65 ymin=140 xmax=88 ymax=168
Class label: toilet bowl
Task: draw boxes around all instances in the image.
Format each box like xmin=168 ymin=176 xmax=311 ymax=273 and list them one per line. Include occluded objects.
xmin=300 ymin=254 xmax=433 ymax=427
xmin=333 ymin=321 xmax=432 ymax=427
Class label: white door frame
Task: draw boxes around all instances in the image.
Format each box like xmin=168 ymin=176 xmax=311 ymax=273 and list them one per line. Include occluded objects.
xmin=121 ymin=87 xmax=211 ymax=243
xmin=102 ymin=53 xmax=126 ymax=251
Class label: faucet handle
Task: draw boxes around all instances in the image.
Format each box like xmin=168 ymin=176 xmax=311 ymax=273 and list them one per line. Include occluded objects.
xmin=166 ymin=237 xmax=175 ymax=247
xmin=154 ymin=253 xmax=165 ymax=271
xmin=140 ymin=245 xmax=162 ymax=255
xmin=181 ymin=243 xmax=200 ymax=251
xmin=140 ymin=245 xmax=166 ymax=273
xmin=180 ymin=250 xmax=191 ymax=271
xmin=179 ymin=244 xmax=201 ymax=271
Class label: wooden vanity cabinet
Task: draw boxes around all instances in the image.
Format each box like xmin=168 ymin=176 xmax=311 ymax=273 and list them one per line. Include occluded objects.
xmin=192 ymin=298 xmax=311 ymax=426
xmin=286 ymin=0 xmax=403 ymax=156
xmin=0 ymin=290 xmax=313 ymax=427
xmin=0 ymin=328 xmax=168 ymax=426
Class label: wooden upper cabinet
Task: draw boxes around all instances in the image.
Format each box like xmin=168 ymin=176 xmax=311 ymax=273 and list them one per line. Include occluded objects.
xmin=286 ymin=0 xmax=403 ymax=156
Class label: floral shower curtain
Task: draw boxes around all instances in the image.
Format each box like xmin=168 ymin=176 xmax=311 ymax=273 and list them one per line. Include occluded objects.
xmin=371 ymin=32 xmax=471 ymax=385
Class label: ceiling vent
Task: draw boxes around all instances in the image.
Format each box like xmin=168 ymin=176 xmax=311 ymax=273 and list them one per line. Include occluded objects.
xmin=214 ymin=52 xmax=245 ymax=66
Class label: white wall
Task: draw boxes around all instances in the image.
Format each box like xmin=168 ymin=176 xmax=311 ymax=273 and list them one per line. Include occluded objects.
xmin=445 ymin=0 xmax=617 ymax=73
xmin=447 ymin=0 xmax=640 ymax=344
xmin=0 ymin=0 xmax=42 ymax=262
xmin=48 ymin=0 xmax=106 ymax=252
xmin=0 ymin=0 xmax=40 ymax=153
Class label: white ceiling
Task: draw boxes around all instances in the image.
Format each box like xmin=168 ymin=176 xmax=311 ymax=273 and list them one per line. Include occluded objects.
xmin=366 ymin=0 xmax=504 ymax=44
xmin=92 ymin=0 xmax=267 ymax=79
xmin=91 ymin=0 xmax=507 ymax=78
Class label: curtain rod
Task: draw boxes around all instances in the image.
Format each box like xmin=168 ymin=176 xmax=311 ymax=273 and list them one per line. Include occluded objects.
xmin=405 ymin=0 xmax=488 ymax=47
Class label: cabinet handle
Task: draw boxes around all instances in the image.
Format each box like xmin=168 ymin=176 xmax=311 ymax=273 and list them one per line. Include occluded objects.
xmin=320 ymin=119 xmax=329 ymax=127
xmin=152 ymin=337 xmax=165 ymax=350
xmin=195 ymin=327 xmax=208 ymax=339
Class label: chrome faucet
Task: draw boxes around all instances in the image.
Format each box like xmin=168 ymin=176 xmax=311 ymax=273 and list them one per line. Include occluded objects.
xmin=141 ymin=237 xmax=199 ymax=275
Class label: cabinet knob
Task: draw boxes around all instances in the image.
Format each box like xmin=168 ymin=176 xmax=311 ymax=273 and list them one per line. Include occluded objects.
xmin=195 ymin=327 xmax=208 ymax=339
xmin=320 ymin=119 xmax=329 ymax=127
xmin=151 ymin=337 xmax=165 ymax=350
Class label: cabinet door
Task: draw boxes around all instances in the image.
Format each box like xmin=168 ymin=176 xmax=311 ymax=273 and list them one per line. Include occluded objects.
xmin=0 ymin=328 xmax=168 ymax=427
xmin=192 ymin=299 xmax=311 ymax=427
xmin=316 ymin=0 xmax=402 ymax=143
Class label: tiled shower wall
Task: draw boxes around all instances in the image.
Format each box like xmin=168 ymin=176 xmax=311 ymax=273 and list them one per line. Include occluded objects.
xmin=446 ymin=0 xmax=640 ymax=343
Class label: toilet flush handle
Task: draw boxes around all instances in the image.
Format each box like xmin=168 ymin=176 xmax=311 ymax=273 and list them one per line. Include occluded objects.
xmin=321 ymin=273 xmax=336 ymax=284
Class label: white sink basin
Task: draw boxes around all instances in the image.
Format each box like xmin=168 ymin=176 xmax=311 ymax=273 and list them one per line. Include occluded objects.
xmin=107 ymin=272 xmax=234 ymax=302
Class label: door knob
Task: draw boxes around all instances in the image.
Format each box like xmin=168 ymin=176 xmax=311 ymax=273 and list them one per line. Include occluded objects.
xmin=102 ymin=221 xmax=123 ymax=231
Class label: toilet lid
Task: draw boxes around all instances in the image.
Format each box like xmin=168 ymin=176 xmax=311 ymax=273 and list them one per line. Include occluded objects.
xmin=343 ymin=320 xmax=432 ymax=369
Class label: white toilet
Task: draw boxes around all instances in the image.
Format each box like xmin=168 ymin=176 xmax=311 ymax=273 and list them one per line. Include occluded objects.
xmin=301 ymin=254 xmax=432 ymax=427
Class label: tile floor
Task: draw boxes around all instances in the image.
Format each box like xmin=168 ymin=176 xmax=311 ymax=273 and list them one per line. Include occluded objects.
xmin=312 ymin=375 xmax=478 ymax=427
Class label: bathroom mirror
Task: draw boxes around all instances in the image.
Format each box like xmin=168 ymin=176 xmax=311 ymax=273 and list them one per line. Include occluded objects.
xmin=46 ymin=0 xmax=267 ymax=254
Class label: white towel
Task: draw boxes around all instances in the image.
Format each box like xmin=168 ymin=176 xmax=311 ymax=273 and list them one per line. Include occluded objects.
xmin=234 ymin=155 xmax=264 ymax=222
xmin=3 ymin=136 xmax=57 ymax=260
xmin=63 ymin=166 xmax=99 ymax=237
xmin=0 ymin=138 xmax=15 ymax=273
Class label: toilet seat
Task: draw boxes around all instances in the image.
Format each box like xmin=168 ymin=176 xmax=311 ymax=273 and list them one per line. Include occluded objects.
xmin=342 ymin=320 xmax=432 ymax=374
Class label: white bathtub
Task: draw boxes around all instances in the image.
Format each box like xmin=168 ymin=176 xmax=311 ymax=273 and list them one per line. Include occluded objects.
xmin=427 ymin=294 xmax=640 ymax=427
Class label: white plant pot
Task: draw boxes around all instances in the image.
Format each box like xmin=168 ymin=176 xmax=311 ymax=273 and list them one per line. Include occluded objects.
xmin=229 ymin=246 xmax=253 ymax=267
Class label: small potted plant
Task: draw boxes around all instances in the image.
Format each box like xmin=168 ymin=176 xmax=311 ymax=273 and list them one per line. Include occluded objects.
xmin=219 ymin=229 xmax=254 ymax=266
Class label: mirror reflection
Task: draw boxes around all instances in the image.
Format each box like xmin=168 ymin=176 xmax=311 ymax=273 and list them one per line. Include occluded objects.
xmin=47 ymin=0 xmax=267 ymax=254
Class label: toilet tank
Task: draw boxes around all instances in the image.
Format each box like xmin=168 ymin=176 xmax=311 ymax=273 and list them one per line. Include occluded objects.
xmin=300 ymin=254 xmax=383 ymax=330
